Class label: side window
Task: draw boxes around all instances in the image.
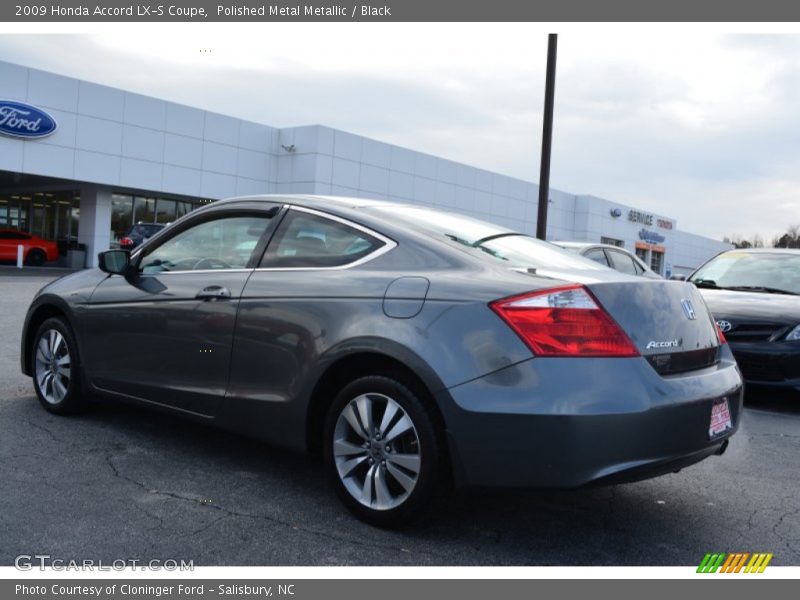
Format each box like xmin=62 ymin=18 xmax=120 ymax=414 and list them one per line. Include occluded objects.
xmin=607 ymin=250 xmax=638 ymax=275
xmin=139 ymin=215 xmax=271 ymax=274
xmin=583 ymin=248 xmax=610 ymax=266
xmin=0 ymin=231 xmax=31 ymax=240
xmin=261 ymin=210 xmax=385 ymax=268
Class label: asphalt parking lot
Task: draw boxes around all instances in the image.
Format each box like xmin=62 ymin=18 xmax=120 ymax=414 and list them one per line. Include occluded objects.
xmin=0 ymin=269 xmax=798 ymax=566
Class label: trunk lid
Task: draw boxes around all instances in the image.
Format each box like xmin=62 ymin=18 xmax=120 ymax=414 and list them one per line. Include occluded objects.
xmin=586 ymin=280 xmax=720 ymax=362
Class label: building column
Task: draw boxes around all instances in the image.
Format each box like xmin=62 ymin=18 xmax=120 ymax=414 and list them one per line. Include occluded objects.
xmin=77 ymin=185 xmax=113 ymax=268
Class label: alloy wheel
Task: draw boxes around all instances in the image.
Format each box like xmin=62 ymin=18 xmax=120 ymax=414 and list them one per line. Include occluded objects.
xmin=333 ymin=393 xmax=422 ymax=511
xmin=34 ymin=329 xmax=71 ymax=405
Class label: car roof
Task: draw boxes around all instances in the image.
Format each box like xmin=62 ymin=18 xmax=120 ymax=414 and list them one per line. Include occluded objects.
xmin=553 ymin=241 xmax=632 ymax=252
xmin=216 ymin=194 xmax=414 ymax=212
xmin=720 ymin=247 xmax=800 ymax=254
xmin=211 ymin=194 xmax=520 ymax=238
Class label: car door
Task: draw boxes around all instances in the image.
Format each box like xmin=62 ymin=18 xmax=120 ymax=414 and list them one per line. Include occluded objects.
xmin=82 ymin=205 xmax=281 ymax=416
xmin=220 ymin=207 xmax=394 ymax=446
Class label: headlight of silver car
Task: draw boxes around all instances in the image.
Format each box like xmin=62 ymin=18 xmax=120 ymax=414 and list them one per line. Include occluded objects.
xmin=785 ymin=325 xmax=800 ymax=341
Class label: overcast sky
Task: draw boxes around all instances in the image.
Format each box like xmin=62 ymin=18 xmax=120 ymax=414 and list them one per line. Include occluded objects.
xmin=0 ymin=27 xmax=798 ymax=242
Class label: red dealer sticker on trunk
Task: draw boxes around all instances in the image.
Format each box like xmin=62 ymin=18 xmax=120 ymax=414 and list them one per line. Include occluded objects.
xmin=709 ymin=398 xmax=733 ymax=439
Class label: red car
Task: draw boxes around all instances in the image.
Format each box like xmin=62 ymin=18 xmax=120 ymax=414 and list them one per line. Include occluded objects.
xmin=0 ymin=229 xmax=59 ymax=266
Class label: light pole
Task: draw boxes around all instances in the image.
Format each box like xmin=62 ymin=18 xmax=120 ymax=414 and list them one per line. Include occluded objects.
xmin=536 ymin=33 xmax=558 ymax=240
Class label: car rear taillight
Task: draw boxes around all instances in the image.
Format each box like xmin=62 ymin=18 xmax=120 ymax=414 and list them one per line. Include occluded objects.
xmin=120 ymin=237 xmax=133 ymax=247
xmin=715 ymin=322 xmax=727 ymax=345
xmin=490 ymin=285 xmax=640 ymax=357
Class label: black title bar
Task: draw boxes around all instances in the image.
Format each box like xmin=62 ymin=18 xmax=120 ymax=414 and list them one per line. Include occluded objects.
xmin=4 ymin=0 xmax=800 ymax=22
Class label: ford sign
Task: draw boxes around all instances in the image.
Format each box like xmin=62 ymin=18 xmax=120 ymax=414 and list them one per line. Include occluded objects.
xmin=638 ymin=228 xmax=666 ymax=244
xmin=0 ymin=100 xmax=57 ymax=139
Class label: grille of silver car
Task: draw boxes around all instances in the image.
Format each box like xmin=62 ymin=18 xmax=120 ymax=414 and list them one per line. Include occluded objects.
xmin=724 ymin=323 xmax=787 ymax=342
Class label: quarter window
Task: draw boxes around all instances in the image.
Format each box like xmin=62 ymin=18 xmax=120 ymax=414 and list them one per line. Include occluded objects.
xmin=261 ymin=210 xmax=385 ymax=268
xmin=139 ymin=215 xmax=272 ymax=274
xmin=607 ymin=250 xmax=638 ymax=275
xmin=583 ymin=248 xmax=610 ymax=266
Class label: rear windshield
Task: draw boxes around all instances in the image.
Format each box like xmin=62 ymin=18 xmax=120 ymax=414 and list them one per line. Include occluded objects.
xmin=363 ymin=205 xmax=609 ymax=272
xmin=690 ymin=251 xmax=800 ymax=295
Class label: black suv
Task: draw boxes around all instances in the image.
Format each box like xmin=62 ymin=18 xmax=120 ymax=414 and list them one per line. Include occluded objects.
xmin=119 ymin=223 xmax=165 ymax=250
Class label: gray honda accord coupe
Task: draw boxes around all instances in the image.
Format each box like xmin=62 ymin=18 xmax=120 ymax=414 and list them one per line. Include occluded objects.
xmin=21 ymin=195 xmax=743 ymax=526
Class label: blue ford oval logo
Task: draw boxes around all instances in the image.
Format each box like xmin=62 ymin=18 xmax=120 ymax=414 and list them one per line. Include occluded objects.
xmin=0 ymin=100 xmax=57 ymax=139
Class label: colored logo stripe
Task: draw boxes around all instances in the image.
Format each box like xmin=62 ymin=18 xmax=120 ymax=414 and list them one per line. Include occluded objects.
xmin=745 ymin=553 xmax=773 ymax=573
xmin=697 ymin=552 xmax=773 ymax=573
xmin=697 ymin=553 xmax=726 ymax=573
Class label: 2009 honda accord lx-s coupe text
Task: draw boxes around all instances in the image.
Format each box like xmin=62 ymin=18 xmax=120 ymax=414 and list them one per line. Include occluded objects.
xmin=21 ymin=195 xmax=743 ymax=526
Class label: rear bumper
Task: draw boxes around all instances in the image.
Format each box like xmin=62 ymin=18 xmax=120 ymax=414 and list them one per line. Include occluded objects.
xmin=729 ymin=341 xmax=800 ymax=390
xmin=436 ymin=346 xmax=743 ymax=488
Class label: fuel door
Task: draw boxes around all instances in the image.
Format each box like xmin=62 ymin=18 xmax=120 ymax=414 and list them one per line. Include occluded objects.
xmin=383 ymin=276 xmax=430 ymax=319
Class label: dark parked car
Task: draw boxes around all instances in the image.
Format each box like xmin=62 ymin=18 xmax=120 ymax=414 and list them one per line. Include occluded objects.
xmin=690 ymin=248 xmax=800 ymax=392
xmin=553 ymin=241 xmax=662 ymax=279
xmin=119 ymin=222 xmax=165 ymax=250
xmin=21 ymin=196 xmax=742 ymax=526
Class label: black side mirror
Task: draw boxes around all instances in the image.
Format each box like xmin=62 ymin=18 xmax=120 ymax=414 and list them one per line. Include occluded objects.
xmin=98 ymin=249 xmax=131 ymax=276
xmin=669 ymin=274 xmax=687 ymax=281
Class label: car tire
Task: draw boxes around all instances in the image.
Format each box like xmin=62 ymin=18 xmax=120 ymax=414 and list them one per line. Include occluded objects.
xmin=25 ymin=249 xmax=46 ymax=266
xmin=323 ymin=375 xmax=443 ymax=527
xmin=31 ymin=317 xmax=87 ymax=415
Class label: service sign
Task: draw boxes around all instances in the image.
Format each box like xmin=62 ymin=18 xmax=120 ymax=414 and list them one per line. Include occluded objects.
xmin=0 ymin=100 xmax=58 ymax=139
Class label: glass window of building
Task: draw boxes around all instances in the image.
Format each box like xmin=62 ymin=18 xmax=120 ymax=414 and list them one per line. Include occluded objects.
xmin=0 ymin=190 xmax=79 ymax=246
xmin=600 ymin=236 xmax=624 ymax=247
xmin=155 ymin=198 xmax=176 ymax=224
xmin=650 ymin=250 xmax=664 ymax=274
xmin=111 ymin=194 xmax=134 ymax=244
xmin=133 ymin=196 xmax=156 ymax=224
xmin=70 ymin=204 xmax=80 ymax=240
xmin=176 ymin=201 xmax=192 ymax=221
xmin=110 ymin=194 xmax=208 ymax=244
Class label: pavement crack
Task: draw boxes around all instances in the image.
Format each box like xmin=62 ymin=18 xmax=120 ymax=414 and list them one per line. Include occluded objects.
xmin=25 ymin=418 xmax=78 ymax=448
xmin=130 ymin=502 xmax=167 ymax=531
xmin=745 ymin=507 xmax=757 ymax=528
xmin=103 ymin=453 xmax=436 ymax=558
xmin=772 ymin=506 xmax=800 ymax=543
xmin=188 ymin=515 xmax=230 ymax=538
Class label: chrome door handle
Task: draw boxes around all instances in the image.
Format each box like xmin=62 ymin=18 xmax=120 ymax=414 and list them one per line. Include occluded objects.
xmin=196 ymin=286 xmax=231 ymax=300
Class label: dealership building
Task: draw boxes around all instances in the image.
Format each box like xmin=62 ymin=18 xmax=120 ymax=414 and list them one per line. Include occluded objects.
xmin=0 ymin=59 xmax=730 ymax=274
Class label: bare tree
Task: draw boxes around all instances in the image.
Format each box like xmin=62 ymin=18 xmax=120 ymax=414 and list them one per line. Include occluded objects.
xmin=723 ymin=233 xmax=768 ymax=249
xmin=774 ymin=225 xmax=800 ymax=248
